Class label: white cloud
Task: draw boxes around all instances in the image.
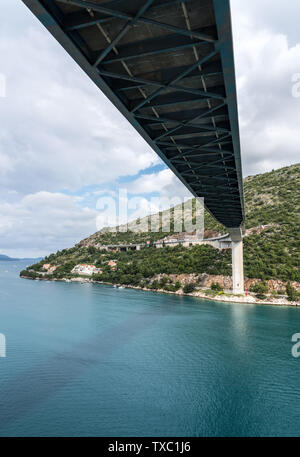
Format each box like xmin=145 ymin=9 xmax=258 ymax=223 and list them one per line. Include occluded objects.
xmin=231 ymin=0 xmax=300 ymax=175
xmin=0 ymin=0 xmax=299 ymax=256
xmin=126 ymin=169 xmax=192 ymax=200
xmin=0 ymin=191 xmax=99 ymax=258
xmin=95 ymin=193 xmax=161 ymax=230
xmin=0 ymin=3 xmax=159 ymax=196
xmin=231 ymin=0 xmax=300 ymax=47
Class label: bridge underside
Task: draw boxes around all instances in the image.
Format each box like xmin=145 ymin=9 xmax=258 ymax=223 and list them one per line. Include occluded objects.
xmin=22 ymin=0 xmax=244 ymax=229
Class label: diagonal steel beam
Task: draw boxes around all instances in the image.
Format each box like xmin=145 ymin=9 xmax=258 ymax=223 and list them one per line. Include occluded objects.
xmin=93 ymin=0 xmax=155 ymax=67
xmin=131 ymin=92 xmax=223 ymax=111
xmin=161 ymin=144 xmax=234 ymax=156
xmin=152 ymin=124 xmax=229 ymax=137
xmin=156 ymin=140 xmax=198 ymax=149
xmin=171 ymin=155 xmax=235 ymax=168
xmin=192 ymin=183 xmax=238 ymax=192
xmin=134 ymin=104 xmax=227 ymax=127
xmin=56 ymin=0 xmax=216 ymax=43
xmin=154 ymin=123 xmax=229 ymax=136
xmin=187 ymin=174 xmax=237 ymax=186
xmin=169 ymin=151 xmax=233 ymax=161
xmin=116 ymin=73 xmax=223 ymax=92
xmin=204 ymin=197 xmax=241 ymax=202
xmin=187 ymin=169 xmax=237 ymax=179
xmin=157 ymin=139 xmax=232 ymax=152
xmin=98 ymin=69 xmax=224 ymax=101
xmin=195 ymin=187 xmax=236 ymax=194
xmin=180 ymin=163 xmax=236 ymax=175
xmin=153 ymin=103 xmax=227 ymax=142
xmin=197 ymin=147 xmax=234 ymax=154
xmin=142 ymin=117 xmax=229 ymax=135
xmin=189 ymin=160 xmax=236 ymax=171
xmin=195 ymin=134 xmax=232 ymax=150
xmin=67 ymin=17 xmax=113 ymax=32
xmin=147 ymin=0 xmax=193 ymax=9
xmin=205 ymin=133 xmax=232 ymax=145
xmin=181 ymin=169 xmax=235 ymax=178
xmin=212 ymin=208 xmax=241 ymax=212
xmin=134 ymin=103 xmax=226 ymax=125
xmin=153 ymin=124 xmax=229 ymax=137
xmin=136 ymin=96 xmax=212 ymax=110
xmin=102 ymin=40 xmax=210 ymax=65
xmin=181 ymin=164 xmax=236 ymax=176
xmin=66 ymin=0 xmax=194 ymax=31
xmin=188 ymin=175 xmax=238 ymax=184
xmin=131 ymin=50 xmax=217 ymax=113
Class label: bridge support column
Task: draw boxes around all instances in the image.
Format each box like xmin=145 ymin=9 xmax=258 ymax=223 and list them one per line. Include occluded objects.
xmin=228 ymin=228 xmax=244 ymax=295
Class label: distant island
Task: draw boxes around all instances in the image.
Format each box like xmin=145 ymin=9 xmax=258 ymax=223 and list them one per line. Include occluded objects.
xmin=1 ymin=254 xmax=42 ymax=262
xmin=20 ymin=164 xmax=300 ymax=306
xmin=0 ymin=254 xmax=17 ymax=261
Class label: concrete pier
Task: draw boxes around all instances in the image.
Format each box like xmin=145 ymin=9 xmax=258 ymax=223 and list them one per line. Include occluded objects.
xmin=228 ymin=228 xmax=244 ymax=295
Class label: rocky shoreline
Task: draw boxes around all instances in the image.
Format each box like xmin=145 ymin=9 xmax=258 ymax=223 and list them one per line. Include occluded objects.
xmin=20 ymin=275 xmax=300 ymax=308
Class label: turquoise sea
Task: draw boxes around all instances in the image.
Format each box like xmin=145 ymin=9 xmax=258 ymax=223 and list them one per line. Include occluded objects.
xmin=0 ymin=260 xmax=300 ymax=437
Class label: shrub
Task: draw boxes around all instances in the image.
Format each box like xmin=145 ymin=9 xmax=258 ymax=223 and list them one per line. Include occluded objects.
xmin=183 ymin=283 xmax=196 ymax=294
xmin=256 ymin=293 xmax=267 ymax=300
xmin=164 ymin=284 xmax=176 ymax=292
xmin=211 ymin=282 xmax=223 ymax=291
xmin=159 ymin=276 xmax=169 ymax=288
xmin=20 ymin=270 xmax=41 ymax=279
xmin=93 ymin=274 xmax=103 ymax=281
xmin=151 ymin=280 xmax=159 ymax=290
xmin=174 ymin=281 xmax=182 ymax=291
xmin=286 ymin=283 xmax=300 ymax=302
xmin=249 ymin=282 xmax=269 ymax=294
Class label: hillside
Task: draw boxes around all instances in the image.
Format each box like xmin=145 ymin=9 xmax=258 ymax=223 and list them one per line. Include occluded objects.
xmin=21 ymin=164 xmax=300 ymax=289
xmin=0 ymin=254 xmax=42 ymax=261
xmin=0 ymin=254 xmax=16 ymax=261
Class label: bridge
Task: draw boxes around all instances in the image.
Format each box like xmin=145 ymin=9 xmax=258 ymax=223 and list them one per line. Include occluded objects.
xmin=91 ymin=233 xmax=231 ymax=252
xmin=22 ymin=0 xmax=245 ymax=294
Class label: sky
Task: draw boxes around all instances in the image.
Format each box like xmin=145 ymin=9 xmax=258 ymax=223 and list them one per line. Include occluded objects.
xmin=0 ymin=0 xmax=299 ymax=257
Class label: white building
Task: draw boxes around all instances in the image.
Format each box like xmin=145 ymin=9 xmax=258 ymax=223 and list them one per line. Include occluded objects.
xmin=71 ymin=264 xmax=102 ymax=276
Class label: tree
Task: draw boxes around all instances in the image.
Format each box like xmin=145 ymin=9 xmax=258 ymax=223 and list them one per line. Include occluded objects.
xmin=286 ymin=283 xmax=300 ymax=302
xmin=250 ymin=282 xmax=269 ymax=294
xmin=174 ymin=281 xmax=182 ymax=291
xmin=151 ymin=280 xmax=159 ymax=290
xmin=159 ymin=276 xmax=168 ymax=288
xmin=183 ymin=283 xmax=196 ymax=294
xmin=211 ymin=282 xmax=223 ymax=291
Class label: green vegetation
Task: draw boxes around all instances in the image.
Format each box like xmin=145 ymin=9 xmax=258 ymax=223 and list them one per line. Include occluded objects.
xmin=243 ymin=164 xmax=300 ymax=281
xmin=79 ymin=199 xmax=204 ymax=247
xmin=20 ymin=164 xmax=300 ymax=289
xmin=255 ymin=294 xmax=267 ymax=301
xmin=22 ymin=244 xmax=231 ymax=284
xmin=211 ymin=282 xmax=223 ymax=292
xmin=20 ymin=269 xmax=43 ymax=279
xmin=286 ymin=283 xmax=300 ymax=302
xmin=183 ymin=283 xmax=196 ymax=294
xmin=249 ymin=282 xmax=269 ymax=295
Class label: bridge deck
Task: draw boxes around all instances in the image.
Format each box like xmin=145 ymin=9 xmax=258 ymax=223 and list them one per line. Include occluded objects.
xmin=22 ymin=0 xmax=245 ymax=228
